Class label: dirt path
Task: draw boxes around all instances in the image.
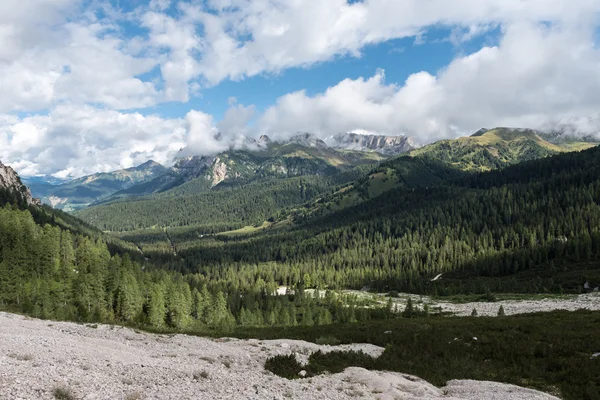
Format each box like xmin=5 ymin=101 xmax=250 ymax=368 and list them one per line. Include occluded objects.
xmin=0 ymin=312 xmax=559 ymax=400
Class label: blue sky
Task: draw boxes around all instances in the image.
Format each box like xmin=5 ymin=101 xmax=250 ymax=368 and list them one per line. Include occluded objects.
xmin=134 ymin=21 xmax=501 ymax=121
xmin=0 ymin=0 xmax=599 ymax=177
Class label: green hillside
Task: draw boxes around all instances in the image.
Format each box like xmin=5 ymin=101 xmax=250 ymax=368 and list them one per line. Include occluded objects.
xmin=31 ymin=161 xmax=168 ymax=211
xmin=410 ymin=127 xmax=597 ymax=171
xmin=74 ymin=166 xmax=372 ymax=232
xmin=93 ymin=139 xmax=386 ymax=205
xmin=288 ymin=128 xmax=599 ymax=217
xmin=150 ymin=144 xmax=600 ymax=296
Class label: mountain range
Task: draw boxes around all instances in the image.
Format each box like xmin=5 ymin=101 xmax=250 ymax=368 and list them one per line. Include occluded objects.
xmin=25 ymin=132 xmax=415 ymax=211
xmin=20 ymin=128 xmax=599 ymax=213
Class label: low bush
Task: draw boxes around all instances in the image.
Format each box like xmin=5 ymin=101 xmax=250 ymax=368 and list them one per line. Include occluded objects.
xmin=264 ymin=354 xmax=303 ymax=379
xmin=52 ymin=386 xmax=75 ymax=400
xmin=315 ymin=336 xmax=341 ymax=345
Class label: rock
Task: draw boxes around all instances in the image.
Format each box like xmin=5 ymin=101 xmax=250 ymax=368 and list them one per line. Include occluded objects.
xmin=0 ymin=161 xmax=39 ymax=206
xmin=0 ymin=311 xmax=561 ymax=400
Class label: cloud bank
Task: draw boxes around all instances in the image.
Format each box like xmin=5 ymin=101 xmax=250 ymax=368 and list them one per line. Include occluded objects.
xmin=0 ymin=0 xmax=599 ymax=177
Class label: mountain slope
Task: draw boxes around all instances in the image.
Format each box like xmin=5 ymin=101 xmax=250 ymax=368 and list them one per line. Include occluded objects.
xmin=161 ymin=144 xmax=600 ymax=297
xmin=99 ymin=133 xmax=387 ymax=202
xmin=410 ymin=127 xmax=597 ymax=171
xmin=283 ymin=127 xmax=598 ymax=219
xmin=0 ymin=161 xmax=39 ymax=206
xmin=74 ymin=166 xmax=372 ymax=232
xmin=31 ymin=161 xmax=167 ymax=211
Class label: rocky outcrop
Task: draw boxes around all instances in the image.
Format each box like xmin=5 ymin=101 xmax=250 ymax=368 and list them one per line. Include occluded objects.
xmin=172 ymin=155 xmax=215 ymax=181
xmin=0 ymin=311 xmax=560 ymax=400
xmin=289 ymin=133 xmax=328 ymax=149
xmin=211 ymin=157 xmax=229 ymax=186
xmin=329 ymin=132 xmax=417 ymax=155
xmin=0 ymin=161 xmax=40 ymax=206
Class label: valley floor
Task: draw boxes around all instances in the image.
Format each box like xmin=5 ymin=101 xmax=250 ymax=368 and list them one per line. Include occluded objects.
xmin=343 ymin=291 xmax=600 ymax=316
xmin=0 ymin=312 xmax=560 ymax=400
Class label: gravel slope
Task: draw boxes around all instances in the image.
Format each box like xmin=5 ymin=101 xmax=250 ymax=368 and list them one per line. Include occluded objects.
xmin=0 ymin=312 xmax=559 ymax=400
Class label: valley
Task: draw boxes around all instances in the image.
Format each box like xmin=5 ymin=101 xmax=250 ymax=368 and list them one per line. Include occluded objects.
xmin=2 ymin=128 xmax=600 ymax=399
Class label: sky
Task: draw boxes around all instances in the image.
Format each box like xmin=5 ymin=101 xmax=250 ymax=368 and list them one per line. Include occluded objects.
xmin=1 ymin=0 xmax=600 ymax=178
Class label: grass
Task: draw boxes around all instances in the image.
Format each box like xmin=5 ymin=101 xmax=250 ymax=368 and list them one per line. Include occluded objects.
xmin=239 ymin=311 xmax=600 ymax=400
xmin=217 ymin=221 xmax=273 ymax=237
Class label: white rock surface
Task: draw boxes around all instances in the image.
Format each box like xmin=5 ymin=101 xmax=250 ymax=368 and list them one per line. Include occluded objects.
xmin=0 ymin=312 xmax=559 ymax=400
xmin=346 ymin=290 xmax=600 ymax=317
xmin=431 ymin=292 xmax=600 ymax=316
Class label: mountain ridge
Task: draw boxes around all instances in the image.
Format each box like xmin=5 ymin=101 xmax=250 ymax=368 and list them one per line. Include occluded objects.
xmin=0 ymin=160 xmax=40 ymax=206
xmin=62 ymin=132 xmax=409 ymax=207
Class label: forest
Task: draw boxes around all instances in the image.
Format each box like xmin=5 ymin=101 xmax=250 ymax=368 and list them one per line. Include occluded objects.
xmin=91 ymin=146 xmax=600 ymax=297
xmin=2 ymin=143 xmax=600 ymax=399
xmin=0 ymin=200 xmax=395 ymax=332
xmin=3 ymin=145 xmax=600 ymax=333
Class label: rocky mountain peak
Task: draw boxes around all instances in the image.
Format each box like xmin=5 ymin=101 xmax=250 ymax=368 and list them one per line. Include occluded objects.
xmin=258 ymin=135 xmax=271 ymax=144
xmin=136 ymin=160 xmax=162 ymax=169
xmin=0 ymin=161 xmax=40 ymax=206
xmin=328 ymin=132 xmax=416 ymax=156
xmin=288 ymin=133 xmax=328 ymax=149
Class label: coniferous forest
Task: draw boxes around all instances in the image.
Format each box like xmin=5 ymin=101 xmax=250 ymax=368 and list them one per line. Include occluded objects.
xmin=2 ymin=143 xmax=600 ymax=399
xmin=3 ymin=146 xmax=600 ymax=328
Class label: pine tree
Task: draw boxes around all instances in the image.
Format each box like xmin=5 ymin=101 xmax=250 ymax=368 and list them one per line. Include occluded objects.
xmin=403 ymin=298 xmax=414 ymax=318
xmin=147 ymin=282 xmax=166 ymax=328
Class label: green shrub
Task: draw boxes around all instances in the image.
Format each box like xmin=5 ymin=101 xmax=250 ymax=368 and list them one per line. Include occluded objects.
xmin=264 ymin=354 xmax=303 ymax=379
xmin=315 ymin=336 xmax=341 ymax=345
xmin=307 ymin=350 xmax=375 ymax=375
xmin=53 ymin=386 xmax=75 ymax=400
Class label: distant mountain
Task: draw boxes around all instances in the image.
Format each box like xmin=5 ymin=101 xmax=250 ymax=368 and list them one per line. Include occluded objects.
xmin=0 ymin=161 xmax=39 ymax=206
xmin=410 ymin=127 xmax=597 ymax=171
xmin=99 ymin=133 xmax=391 ymax=202
xmin=328 ymin=132 xmax=417 ymax=155
xmin=291 ymin=127 xmax=599 ymax=219
xmin=30 ymin=160 xmax=167 ymax=211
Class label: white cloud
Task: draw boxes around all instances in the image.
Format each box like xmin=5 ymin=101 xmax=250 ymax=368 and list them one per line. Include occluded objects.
xmin=0 ymin=1 xmax=160 ymax=112
xmin=0 ymin=106 xmax=186 ymax=178
xmin=158 ymin=0 xmax=600 ymax=86
xmin=2 ymin=0 xmax=600 ymax=177
xmin=183 ymin=110 xmax=226 ymax=156
xmin=256 ymin=21 xmax=600 ymax=143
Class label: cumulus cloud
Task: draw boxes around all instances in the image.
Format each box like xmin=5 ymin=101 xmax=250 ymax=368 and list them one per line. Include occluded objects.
xmin=256 ymin=21 xmax=600 ymax=143
xmin=0 ymin=106 xmax=186 ymax=178
xmin=155 ymin=0 xmax=600 ymax=86
xmin=0 ymin=0 xmax=161 ymax=113
xmin=2 ymin=0 xmax=600 ymax=177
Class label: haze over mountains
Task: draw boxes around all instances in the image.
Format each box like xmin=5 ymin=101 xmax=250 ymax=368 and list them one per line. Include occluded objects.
xmin=21 ymin=127 xmax=598 ymax=212
xmin=24 ymin=132 xmax=414 ymax=211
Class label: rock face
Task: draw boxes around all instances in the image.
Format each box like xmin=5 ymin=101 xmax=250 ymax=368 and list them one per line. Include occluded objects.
xmin=0 ymin=312 xmax=560 ymax=400
xmin=329 ymin=132 xmax=417 ymax=155
xmin=0 ymin=161 xmax=39 ymax=206
xmin=172 ymin=155 xmax=215 ymax=181
xmin=289 ymin=133 xmax=328 ymax=149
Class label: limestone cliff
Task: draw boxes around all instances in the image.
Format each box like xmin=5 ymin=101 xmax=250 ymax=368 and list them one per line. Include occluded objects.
xmin=0 ymin=161 xmax=40 ymax=206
